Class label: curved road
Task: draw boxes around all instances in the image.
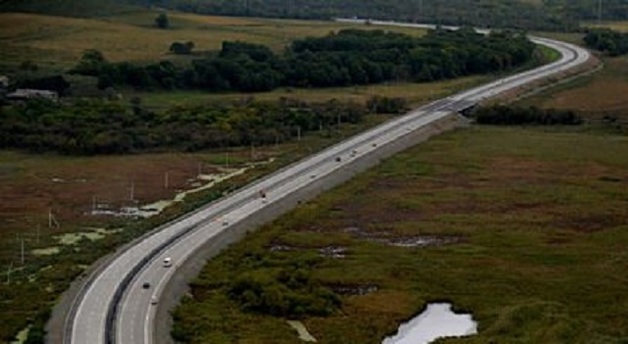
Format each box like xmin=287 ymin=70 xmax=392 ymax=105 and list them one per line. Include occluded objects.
xmin=65 ymin=22 xmax=590 ymax=344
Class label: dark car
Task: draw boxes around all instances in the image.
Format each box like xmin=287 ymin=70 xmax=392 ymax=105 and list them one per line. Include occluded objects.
xmin=142 ymin=282 xmax=150 ymax=289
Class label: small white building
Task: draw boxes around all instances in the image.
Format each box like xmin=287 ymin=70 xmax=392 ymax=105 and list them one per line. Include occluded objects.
xmin=7 ymin=88 xmax=59 ymax=102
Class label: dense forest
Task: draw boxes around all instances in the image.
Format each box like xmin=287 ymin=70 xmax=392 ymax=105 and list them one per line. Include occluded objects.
xmin=584 ymin=28 xmax=628 ymax=56
xmin=0 ymin=97 xmax=373 ymax=154
xmin=3 ymin=0 xmax=627 ymax=30
xmin=73 ymin=28 xmax=536 ymax=92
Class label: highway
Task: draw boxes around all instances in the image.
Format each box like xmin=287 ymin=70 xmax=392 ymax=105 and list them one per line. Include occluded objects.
xmin=65 ymin=22 xmax=590 ymax=344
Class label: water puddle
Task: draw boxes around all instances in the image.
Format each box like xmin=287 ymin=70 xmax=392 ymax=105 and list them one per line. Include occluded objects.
xmin=287 ymin=320 xmax=317 ymax=342
xmin=342 ymin=227 xmax=463 ymax=248
xmin=31 ymin=247 xmax=61 ymax=256
xmin=10 ymin=325 xmax=30 ymax=344
xmin=330 ymin=283 xmax=378 ymax=296
xmin=318 ymin=246 xmax=347 ymax=258
xmin=376 ymin=236 xmax=462 ymax=248
xmin=383 ymin=303 xmax=477 ymax=344
xmin=55 ymin=228 xmax=122 ymax=245
xmin=31 ymin=228 xmax=122 ymax=256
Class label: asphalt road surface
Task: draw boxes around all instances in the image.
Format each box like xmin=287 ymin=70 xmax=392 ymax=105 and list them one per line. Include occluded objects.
xmin=65 ymin=22 xmax=590 ymax=344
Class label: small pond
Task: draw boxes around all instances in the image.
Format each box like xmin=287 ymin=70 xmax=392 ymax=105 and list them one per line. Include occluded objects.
xmin=382 ymin=303 xmax=477 ymax=344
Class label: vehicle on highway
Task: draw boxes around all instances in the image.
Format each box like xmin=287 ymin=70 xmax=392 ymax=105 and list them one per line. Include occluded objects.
xmin=163 ymin=257 xmax=172 ymax=267
xmin=336 ymin=156 xmax=342 ymax=162
xmin=150 ymin=297 xmax=158 ymax=305
xmin=142 ymin=282 xmax=150 ymax=289
xmin=259 ymin=190 xmax=268 ymax=203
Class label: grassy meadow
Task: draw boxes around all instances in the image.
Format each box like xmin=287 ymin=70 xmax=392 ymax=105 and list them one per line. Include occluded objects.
xmin=173 ymin=126 xmax=628 ymax=343
xmin=0 ymin=10 xmax=427 ymax=71
xmin=584 ymin=21 xmax=628 ymax=32
xmin=131 ymin=75 xmax=490 ymax=110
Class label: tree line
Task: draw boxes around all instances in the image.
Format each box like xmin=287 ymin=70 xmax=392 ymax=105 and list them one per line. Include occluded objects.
xmin=3 ymin=0 xmax=628 ymax=32
xmin=0 ymin=97 xmax=375 ymax=155
xmin=72 ymin=28 xmax=536 ymax=93
xmin=137 ymin=0 xmax=627 ymax=31
xmin=584 ymin=28 xmax=628 ymax=56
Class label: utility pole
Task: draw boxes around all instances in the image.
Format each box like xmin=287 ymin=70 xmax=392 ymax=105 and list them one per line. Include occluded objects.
xmin=129 ymin=181 xmax=135 ymax=202
xmin=48 ymin=209 xmax=59 ymax=229
xmin=6 ymin=262 xmax=12 ymax=284
xmin=20 ymin=235 xmax=25 ymax=265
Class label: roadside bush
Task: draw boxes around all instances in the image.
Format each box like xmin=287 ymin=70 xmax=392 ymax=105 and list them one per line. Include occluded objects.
xmin=584 ymin=28 xmax=628 ymax=56
xmin=367 ymin=95 xmax=408 ymax=114
xmin=228 ymin=268 xmax=341 ymax=318
xmin=472 ymin=105 xmax=582 ymax=125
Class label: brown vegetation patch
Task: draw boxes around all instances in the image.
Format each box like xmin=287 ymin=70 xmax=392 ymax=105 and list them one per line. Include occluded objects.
xmin=0 ymin=150 xmax=261 ymax=246
xmin=544 ymin=232 xmax=574 ymax=245
xmin=485 ymin=157 xmax=559 ymax=183
xmin=548 ymin=79 xmax=628 ymax=112
xmin=327 ymin=192 xmax=426 ymax=227
xmin=552 ymin=212 xmax=626 ymax=233
xmin=484 ymin=156 xmax=625 ymax=184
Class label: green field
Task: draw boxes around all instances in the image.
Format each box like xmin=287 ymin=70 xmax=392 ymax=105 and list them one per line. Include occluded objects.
xmin=173 ymin=126 xmax=628 ymax=343
xmin=130 ymin=74 xmax=490 ymax=110
xmin=0 ymin=10 xmax=427 ymax=71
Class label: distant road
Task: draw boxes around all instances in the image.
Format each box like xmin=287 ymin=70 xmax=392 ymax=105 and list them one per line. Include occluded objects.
xmin=64 ymin=20 xmax=590 ymax=344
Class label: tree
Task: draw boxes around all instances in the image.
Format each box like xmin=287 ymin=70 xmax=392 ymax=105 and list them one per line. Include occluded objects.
xmin=155 ymin=12 xmax=169 ymax=29
xmin=72 ymin=49 xmax=107 ymax=76
xmin=19 ymin=60 xmax=38 ymax=72
xmin=169 ymin=41 xmax=195 ymax=54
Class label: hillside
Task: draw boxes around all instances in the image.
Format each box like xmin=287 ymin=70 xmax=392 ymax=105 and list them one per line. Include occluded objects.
xmin=2 ymin=0 xmax=627 ymax=30
xmin=0 ymin=0 xmax=142 ymax=17
xmin=146 ymin=0 xmax=628 ymax=31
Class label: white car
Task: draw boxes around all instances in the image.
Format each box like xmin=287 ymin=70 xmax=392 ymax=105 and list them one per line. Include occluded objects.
xmin=163 ymin=257 xmax=172 ymax=267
